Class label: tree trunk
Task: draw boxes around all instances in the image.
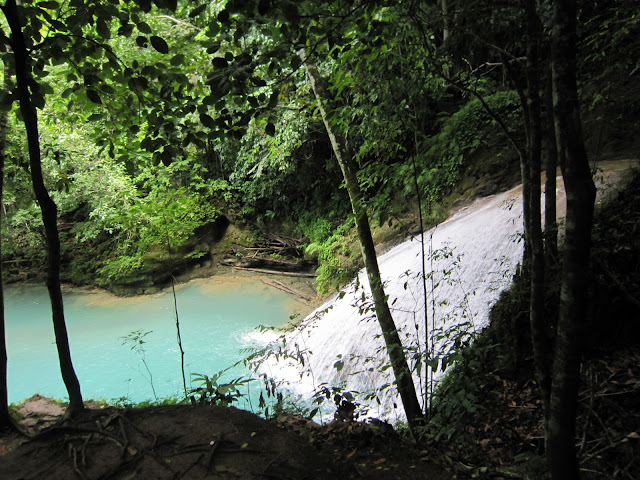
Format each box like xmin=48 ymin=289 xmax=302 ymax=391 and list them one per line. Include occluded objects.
xmin=548 ymin=0 xmax=596 ymax=477
xmin=524 ymin=0 xmax=551 ymax=416
xmin=0 ymin=60 xmax=10 ymax=430
xmin=543 ymin=69 xmax=558 ymax=266
xmin=441 ymin=0 xmax=450 ymax=45
xmin=299 ymin=49 xmax=423 ymax=433
xmin=3 ymin=0 xmax=84 ymax=418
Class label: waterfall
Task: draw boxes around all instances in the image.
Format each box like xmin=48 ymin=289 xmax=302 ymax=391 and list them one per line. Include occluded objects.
xmin=255 ymin=184 xmax=526 ymax=422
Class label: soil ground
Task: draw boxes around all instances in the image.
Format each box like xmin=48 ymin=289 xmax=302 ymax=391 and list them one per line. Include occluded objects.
xmin=0 ymin=398 xmax=451 ymax=480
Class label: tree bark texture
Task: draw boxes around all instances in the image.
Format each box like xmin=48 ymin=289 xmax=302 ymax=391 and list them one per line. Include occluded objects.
xmin=549 ymin=0 xmax=597 ymax=477
xmin=543 ymin=69 xmax=558 ymax=266
xmin=524 ymin=0 xmax=551 ymax=416
xmin=0 ymin=60 xmax=9 ymax=429
xmin=3 ymin=0 xmax=84 ymax=417
xmin=299 ymin=49 xmax=423 ymax=432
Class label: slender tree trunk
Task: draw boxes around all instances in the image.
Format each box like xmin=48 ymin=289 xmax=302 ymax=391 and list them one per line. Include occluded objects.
xmin=543 ymin=69 xmax=558 ymax=266
xmin=524 ymin=0 xmax=551 ymax=416
xmin=548 ymin=0 xmax=596 ymax=477
xmin=299 ymin=49 xmax=423 ymax=433
xmin=0 ymin=61 xmax=10 ymax=430
xmin=441 ymin=0 xmax=450 ymax=45
xmin=3 ymin=0 xmax=84 ymax=418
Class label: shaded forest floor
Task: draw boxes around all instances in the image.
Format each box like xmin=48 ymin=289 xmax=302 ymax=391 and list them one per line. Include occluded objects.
xmin=0 ymin=400 xmax=451 ymax=480
xmin=425 ymin=347 xmax=640 ymax=479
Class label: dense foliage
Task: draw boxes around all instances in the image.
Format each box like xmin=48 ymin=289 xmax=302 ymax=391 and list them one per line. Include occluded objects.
xmin=0 ymin=0 xmax=638 ymax=475
xmin=1 ymin=0 xmax=506 ymax=292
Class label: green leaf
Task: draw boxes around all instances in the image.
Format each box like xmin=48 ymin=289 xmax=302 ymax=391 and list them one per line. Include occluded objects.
xmin=217 ymin=9 xmax=230 ymax=24
xmin=150 ymin=36 xmax=169 ymax=54
xmin=265 ymin=122 xmax=275 ymax=136
xmin=96 ymin=19 xmax=111 ymax=39
xmin=267 ymin=90 xmax=279 ymax=108
xmin=258 ymin=0 xmax=270 ymax=16
xmin=200 ymin=113 xmax=215 ymax=128
xmin=86 ymin=89 xmax=102 ymax=104
xmin=118 ymin=24 xmax=134 ymax=37
xmin=189 ymin=4 xmax=207 ymax=17
xmin=137 ymin=21 xmax=152 ymax=34
xmin=212 ymin=57 xmax=227 ymax=69
xmin=250 ymin=77 xmax=267 ymax=87
xmin=38 ymin=1 xmax=59 ymax=8
xmin=205 ymin=43 xmax=220 ymax=54
xmin=0 ymin=91 xmax=14 ymax=111
xmin=138 ymin=0 xmax=151 ymax=12
xmin=170 ymin=53 xmax=185 ymax=66
xmin=135 ymin=35 xmax=148 ymax=48
xmin=153 ymin=0 xmax=177 ymax=11
xmin=281 ymin=1 xmax=298 ymax=23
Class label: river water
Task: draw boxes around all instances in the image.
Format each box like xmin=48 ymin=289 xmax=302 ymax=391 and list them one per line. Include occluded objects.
xmin=4 ymin=277 xmax=302 ymax=406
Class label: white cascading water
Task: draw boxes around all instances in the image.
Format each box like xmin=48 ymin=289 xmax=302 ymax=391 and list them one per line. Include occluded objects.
xmin=255 ymin=184 xmax=527 ymax=422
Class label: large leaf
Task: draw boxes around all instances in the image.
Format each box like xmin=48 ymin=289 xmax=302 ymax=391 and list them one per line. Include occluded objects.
xmin=170 ymin=53 xmax=185 ymax=66
xmin=37 ymin=1 xmax=59 ymax=9
xmin=265 ymin=122 xmax=275 ymax=136
xmin=199 ymin=113 xmax=215 ymax=128
xmin=137 ymin=21 xmax=152 ymax=34
xmin=212 ymin=57 xmax=228 ymax=69
xmin=86 ymin=89 xmax=102 ymax=104
xmin=150 ymin=36 xmax=169 ymax=54
xmin=189 ymin=4 xmax=207 ymax=17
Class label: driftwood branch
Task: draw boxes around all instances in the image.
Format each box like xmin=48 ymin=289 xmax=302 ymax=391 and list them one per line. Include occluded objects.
xmin=261 ymin=279 xmax=312 ymax=302
xmin=234 ymin=266 xmax=317 ymax=278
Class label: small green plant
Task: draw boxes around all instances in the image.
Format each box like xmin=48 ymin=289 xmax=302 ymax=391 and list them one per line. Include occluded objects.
xmin=310 ymin=383 xmax=365 ymax=422
xmin=190 ymin=371 xmax=252 ymax=406
xmin=120 ymin=329 xmax=157 ymax=400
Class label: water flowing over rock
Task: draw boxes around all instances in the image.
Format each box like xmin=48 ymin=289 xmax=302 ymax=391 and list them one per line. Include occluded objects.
xmin=258 ymin=185 xmax=527 ymax=422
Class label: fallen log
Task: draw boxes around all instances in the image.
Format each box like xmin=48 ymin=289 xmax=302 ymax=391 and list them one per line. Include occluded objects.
xmin=233 ymin=266 xmax=318 ymax=278
xmin=260 ymin=279 xmax=312 ymax=302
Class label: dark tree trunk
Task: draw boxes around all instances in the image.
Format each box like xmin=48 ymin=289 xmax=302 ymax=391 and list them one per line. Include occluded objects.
xmin=548 ymin=0 xmax=596 ymax=477
xmin=3 ymin=0 xmax=84 ymax=418
xmin=524 ymin=0 xmax=551 ymax=416
xmin=543 ymin=70 xmax=559 ymax=266
xmin=0 ymin=61 xmax=10 ymax=430
xmin=299 ymin=49 xmax=423 ymax=433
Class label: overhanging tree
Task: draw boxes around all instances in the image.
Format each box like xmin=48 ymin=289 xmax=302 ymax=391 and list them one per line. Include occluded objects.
xmin=2 ymin=0 xmax=84 ymax=417
xmin=0 ymin=0 xmax=185 ymax=417
xmin=298 ymin=48 xmax=423 ymax=431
